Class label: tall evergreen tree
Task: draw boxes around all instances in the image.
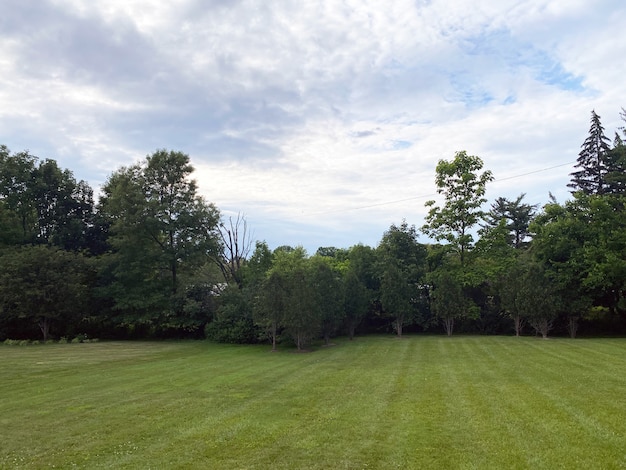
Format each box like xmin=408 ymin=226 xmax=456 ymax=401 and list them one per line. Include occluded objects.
xmin=482 ymin=194 xmax=535 ymax=249
xmin=568 ymin=110 xmax=612 ymax=195
xmin=605 ymin=108 xmax=626 ymax=196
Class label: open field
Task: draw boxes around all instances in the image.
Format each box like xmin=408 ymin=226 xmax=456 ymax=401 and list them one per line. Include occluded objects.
xmin=1 ymin=336 xmax=625 ymax=469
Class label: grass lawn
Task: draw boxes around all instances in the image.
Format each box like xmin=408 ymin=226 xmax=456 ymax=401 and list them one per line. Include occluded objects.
xmin=1 ymin=336 xmax=625 ymax=469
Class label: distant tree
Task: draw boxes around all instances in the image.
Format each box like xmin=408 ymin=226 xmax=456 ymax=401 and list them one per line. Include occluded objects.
xmin=213 ymin=213 xmax=253 ymax=288
xmin=342 ymin=269 xmax=369 ymax=340
xmin=531 ymin=194 xmax=626 ymax=334
xmin=377 ymin=222 xmax=428 ymax=336
xmin=0 ymin=246 xmax=92 ymax=340
xmin=309 ymin=256 xmax=343 ymax=345
xmin=243 ymin=241 xmax=274 ymax=287
xmin=429 ymin=267 xmax=476 ymax=336
xmin=482 ymin=194 xmax=536 ymax=249
xmin=569 ymin=110 xmax=612 ymax=195
xmin=513 ymin=262 xmax=559 ymax=339
xmin=254 ymin=269 xmax=287 ymax=351
xmin=204 ymin=284 xmax=259 ymax=343
xmin=98 ymin=149 xmax=221 ymax=330
xmin=270 ymin=247 xmax=320 ymax=350
xmin=605 ymin=108 xmax=626 ymax=196
xmin=0 ymin=148 xmax=96 ymax=250
xmin=0 ymin=146 xmax=37 ymax=244
xmin=422 ymin=151 xmax=494 ymax=265
xmin=380 ymin=262 xmax=414 ymax=337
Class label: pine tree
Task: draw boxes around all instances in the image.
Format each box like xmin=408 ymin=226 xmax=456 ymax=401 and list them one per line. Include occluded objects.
xmin=568 ymin=110 xmax=612 ymax=195
xmin=604 ymin=108 xmax=626 ymax=196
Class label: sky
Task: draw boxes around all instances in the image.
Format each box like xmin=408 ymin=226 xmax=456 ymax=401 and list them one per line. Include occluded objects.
xmin=2 ymin=0 xmax=625 ymax=253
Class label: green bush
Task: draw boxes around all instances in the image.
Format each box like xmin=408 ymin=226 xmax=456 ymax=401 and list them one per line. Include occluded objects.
xmin=58 ymin=337 xmax=68 ymax=344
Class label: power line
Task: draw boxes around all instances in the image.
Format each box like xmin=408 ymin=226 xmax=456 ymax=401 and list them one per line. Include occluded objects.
xmin=301 ymin=160 xmax=576 ymax=216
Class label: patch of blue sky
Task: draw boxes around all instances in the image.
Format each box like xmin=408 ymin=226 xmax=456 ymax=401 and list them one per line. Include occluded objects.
xmin=534 ymin=59 xmax=585 ymax=92
xmin=446 ymin=72 xmax=494 ymax=109
xmin=391 ymin=140 xmax=412 ymax=150
xmin=461 ymin=28 xmax=586 ymax=93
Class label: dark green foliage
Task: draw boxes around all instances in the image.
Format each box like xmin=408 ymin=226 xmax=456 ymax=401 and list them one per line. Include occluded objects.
xmin=569 ymin=110 xmax=612 ymax=195
xmin=254 ymin=270 xmax=287 ymax=350
xmin=377 ymin=222 xmax=428 ymax=336
xmin=429 ymin=267 xmax=478 ymax=336
xmin=309 ymin=256 xmax=344 ymax=345
xmin=343 ymin=269 xmax=369 ymax=340
xmin=482 ymin=194 xmax=536 ymax=249
xmin=98 ymin=149 xmax=221 ymax=332
xmin=4 ymin=107 xmax=626 ymax=342
xmin=0 ymin=147 xmax=97 ymax=250
xmin=205 ymin=285 xmax=260 ymax=343
xmin=0 ymin=246 xmax=93 ymax=340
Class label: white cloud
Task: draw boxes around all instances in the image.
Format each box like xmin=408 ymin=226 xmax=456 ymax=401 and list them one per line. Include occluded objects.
xmin=1 ymin=0 xmax=625 ymax=251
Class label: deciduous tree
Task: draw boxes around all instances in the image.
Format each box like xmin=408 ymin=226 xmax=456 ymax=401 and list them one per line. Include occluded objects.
xmin=422 ymin=151 xmax=493 ymax=265
xmin=98 ymin=149 xmax=221 ymax=330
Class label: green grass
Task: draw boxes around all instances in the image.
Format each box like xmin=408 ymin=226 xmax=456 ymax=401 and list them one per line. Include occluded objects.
xmin=1 ymin=336 xmax=625 ymax=469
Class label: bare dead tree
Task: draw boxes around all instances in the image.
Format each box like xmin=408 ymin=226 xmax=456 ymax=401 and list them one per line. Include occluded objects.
xmin=214 ymin=213 xmax=253 ymax=288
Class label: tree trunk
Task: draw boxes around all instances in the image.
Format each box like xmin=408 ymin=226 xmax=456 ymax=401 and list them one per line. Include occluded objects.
xmin=271 ymin=323 xmax=277 ymax=351
xmin=395 ymin=319 xmax=403 ymax=337
xmin=568 ymin=316 xmax=579 ymax=339
xmin=513 ymin=314 xmax=524 ymax=337
xmin=443 ymin=317 xmax=454 ymax=336
xmin=38 ymin=317 xmax=50 ymax=341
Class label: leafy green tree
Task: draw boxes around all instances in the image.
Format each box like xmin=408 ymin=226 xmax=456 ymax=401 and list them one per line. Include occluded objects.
xmin=254 ymin=269 xmax=287 ymax=351
xmin=268 ymin=247 xmax=320 ymax=350
xmin=343 ymin=268 xmax=369 ymax=340
xmin=429 ymin=267 xmax=476 ymax=336
xmin=514 ymin=262 xmax=560 ymax=339
xmin=422 ymin=151 xmax=493 ymax=265
xmin=377 ymin=222 xmax=428 ymax=336
xmin=0 ymin=246 xmax=92 ymax=340
xmin=31 ymin=159 xmax=96 ymax=250
xmin=204 ymin=284 xmax=259 ymax=343
xmin=0 ymin=148 xmax=96 ymax=250
xmin=0 ymin=146 xmax=37 ymax=244
xmin=309 ymin=256 xmax=344 ymax=345
xmin=471 ymin=219 xmax=518 ymax=334
xmin=531 ymin=194 xmax=626 ymax=334
xmin=98 ymin=149 xmax=221 ymax=330
xmin=380 ymin=262 xmax=415 ymax=337
xmin=568 ymin=110 xmax=612 ymax=195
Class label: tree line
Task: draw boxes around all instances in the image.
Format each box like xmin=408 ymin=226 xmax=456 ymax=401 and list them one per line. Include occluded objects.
xmin=1 ymin=109 xmax=626 ymax=347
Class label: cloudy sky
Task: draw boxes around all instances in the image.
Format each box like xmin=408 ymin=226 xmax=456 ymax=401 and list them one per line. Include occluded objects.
xmin=2 ymin=0 xmax=625 ymax=252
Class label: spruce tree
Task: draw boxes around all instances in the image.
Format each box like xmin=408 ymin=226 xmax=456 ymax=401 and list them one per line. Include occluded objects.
xmin=568 ymin=110 xmax=612 ymax=195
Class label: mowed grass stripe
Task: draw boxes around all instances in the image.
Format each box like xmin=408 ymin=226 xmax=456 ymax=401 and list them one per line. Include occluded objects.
xmin=1 ymin=337 xmax=625 ymax=469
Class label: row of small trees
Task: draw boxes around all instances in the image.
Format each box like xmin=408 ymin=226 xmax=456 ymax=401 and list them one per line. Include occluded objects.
xmin=1 ymin=109 xmax=626 ymax=345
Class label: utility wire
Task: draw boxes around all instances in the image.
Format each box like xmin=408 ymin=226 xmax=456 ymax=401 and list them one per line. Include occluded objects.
xmin=301 ymin=160 xmax=576 ymax=216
